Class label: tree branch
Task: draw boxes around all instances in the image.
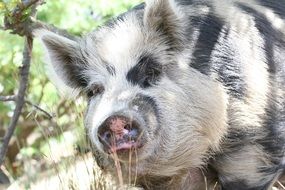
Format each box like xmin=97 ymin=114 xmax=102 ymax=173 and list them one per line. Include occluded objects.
xmin=2 ymin=0 xmax=77 ymax=40
xmin=0 ymin=0 xmax=65 ymax=166
xmin=25 ymin=100 xmax=53 ymax=119
xmin=0 ymin=37 xmax=33 ymax=166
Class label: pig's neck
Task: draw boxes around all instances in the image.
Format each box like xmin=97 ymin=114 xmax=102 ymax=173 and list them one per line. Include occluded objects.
xmin=134 ymin=167 xmax=219 ymax=190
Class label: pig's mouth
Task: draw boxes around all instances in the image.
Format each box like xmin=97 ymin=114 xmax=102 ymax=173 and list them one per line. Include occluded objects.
xmin=108 ymin=139 xmax=143 ymax=154
xmin=97 ymin=115 xmax=144 ymax=156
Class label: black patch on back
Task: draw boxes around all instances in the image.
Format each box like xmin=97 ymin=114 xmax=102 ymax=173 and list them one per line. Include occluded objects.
xmin=210 ymin=28 xmax=247 ymax=99
xmin=256 ymin=92 xmax=285 ymax=174
xmin=191 ymin=13 xmax=224 ymax=75
xmin=238 ymin=2 xmax=285 ymax=166
xmin=190 ymin=13 xmax=247 ymax=98
xmin=237 ymin=3 xmax=285 ymax=74
xmin=220 ymin=179 xmax=270 ymax=190
xmin=216 ymin=61 xmax=247 ymax=99
xmin=237 ymin=4 xmax=285 ymax=171
xmin=256 ymin=0 xmax=285 ymax=20
xmin=126 ymin=55 xmax=162 ymax=88
xmin=218 ymin=128 xmax=253 ymax=153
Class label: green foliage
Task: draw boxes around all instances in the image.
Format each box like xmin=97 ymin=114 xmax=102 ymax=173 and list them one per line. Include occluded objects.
xmin=0 ymin=31 xmax=24 ymax=128
xmin=20 ymin=146 xmax=37 ymax=157
xmin=37 ymin=0 xmax=142 ymax=34
xmin=0 ymin=0 xmax=32 ymax=27
xmin=0 ymin=0 xmax=21 ymax=15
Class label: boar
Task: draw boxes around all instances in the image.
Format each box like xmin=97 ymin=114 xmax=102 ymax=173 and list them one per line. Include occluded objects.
xmin=36 ymin=0 xmax=285 ymax=189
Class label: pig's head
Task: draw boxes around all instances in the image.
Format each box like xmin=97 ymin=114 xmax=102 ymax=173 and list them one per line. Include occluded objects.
xmin=36 ymin=0 xmax=227 ymax=177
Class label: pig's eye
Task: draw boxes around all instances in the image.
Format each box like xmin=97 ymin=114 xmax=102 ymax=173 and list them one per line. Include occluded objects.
xmin=87 ymin=84 xmax=104 ymax=98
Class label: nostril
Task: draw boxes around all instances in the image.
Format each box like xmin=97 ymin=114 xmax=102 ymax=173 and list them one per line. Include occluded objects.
xmin=129 ymin=128 xmax=138 ymax=136
xmin=98 ymin=129 xmax=112 ymax=145
xmin=127 ymin=121 xmax=140 ymax=139
xmin=124 ymin=124 xmax=131 ymax=130
xmin=97 ymin=122 xmax=113 ymax=146
xmin=103 ymin=131 xmax=112 ymax=140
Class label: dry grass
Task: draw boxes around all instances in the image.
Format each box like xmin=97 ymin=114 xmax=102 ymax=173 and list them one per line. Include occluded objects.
xmin=7 ymin=153 xmax=115 ymax=190
xmin=5 ymin=151 xmax=285 ymax=190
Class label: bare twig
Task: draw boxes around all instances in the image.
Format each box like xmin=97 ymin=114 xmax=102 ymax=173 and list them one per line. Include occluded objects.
xmin=0 ymin=95 xmax=53 ymax=119
xmin=0 ymin=37 xmax=33 ymax=166
xmin=25 ymin=100 xmax=53 ymax=119
xmin=0 ymin=95 xmax=17 ymax=102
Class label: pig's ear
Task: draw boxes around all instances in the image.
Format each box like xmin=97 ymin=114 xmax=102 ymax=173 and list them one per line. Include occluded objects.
xmin=144 ymin=0 xmax=184 ymax=48
xmin=34 ymin=29 xmax=89 ymax=95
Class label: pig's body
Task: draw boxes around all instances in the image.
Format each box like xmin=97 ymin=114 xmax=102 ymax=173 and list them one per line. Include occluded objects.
xmin=36 ymin=0 xmax=285 ymax=189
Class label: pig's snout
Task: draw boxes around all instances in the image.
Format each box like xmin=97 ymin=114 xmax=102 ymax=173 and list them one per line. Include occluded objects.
xmin=97 ymin=115 xmax=142 ymax=154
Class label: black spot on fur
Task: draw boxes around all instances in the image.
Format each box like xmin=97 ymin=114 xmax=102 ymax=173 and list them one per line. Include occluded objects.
xmin=126 ymin=55 xmax=162 ymax=88
xmin=216 ymin=62 xmax=247 ymax=99
xmin=238 ymin=3 xmax=285 ymax=171
xmin=237 ymin=3 xmax=285 ymax=74
xmin=191 ymin=13 xmax=224 ymax=75
xmin=219 ymin=129 xmax=251 ymax=153
xmin=210 ymin=28 xmax=247 ymax=99
xmin=256 ymin=0 xmax=285 ymax=20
